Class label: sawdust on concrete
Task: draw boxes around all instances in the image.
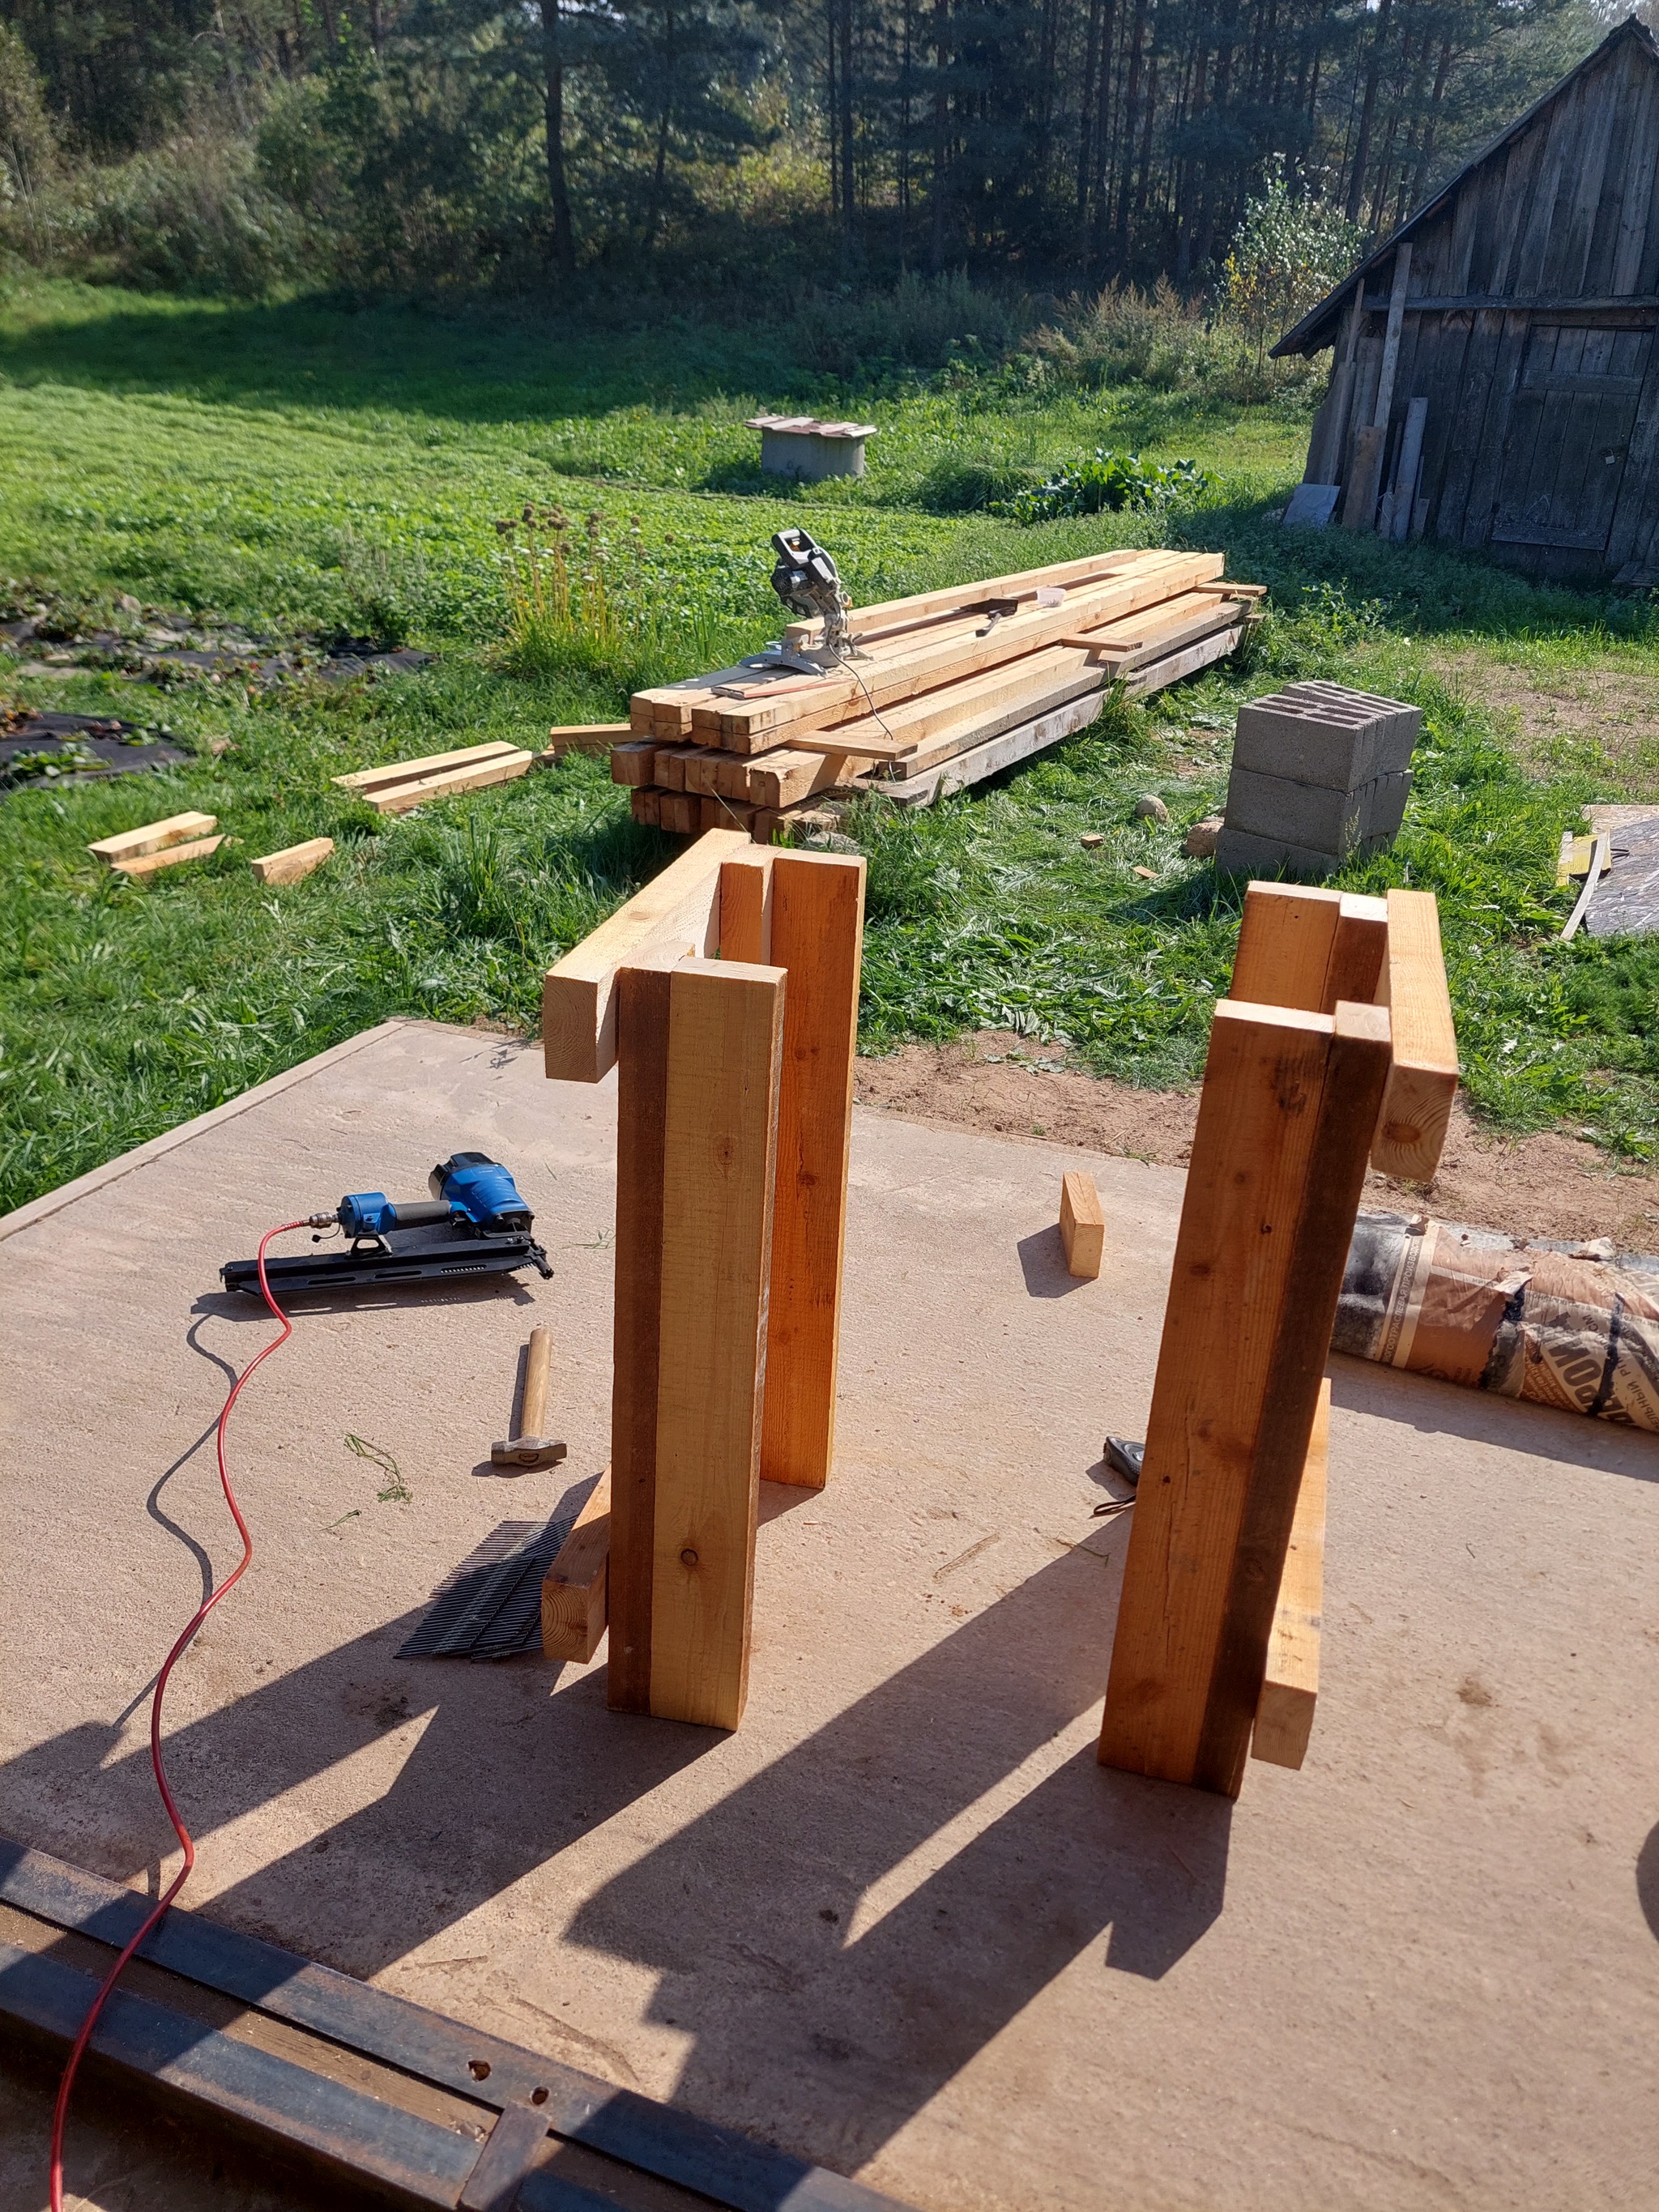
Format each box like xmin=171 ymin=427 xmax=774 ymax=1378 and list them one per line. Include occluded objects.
xmin=855 ymin=1030 xmax=1659 ymax=1250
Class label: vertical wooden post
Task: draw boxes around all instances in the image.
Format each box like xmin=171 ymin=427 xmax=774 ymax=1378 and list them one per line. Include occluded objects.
xmin=1098 ymin=997 xmax=1392 ymax=1796
xmin=1251 ymin=1381 xmax=1329 ymax=1771
xmin=1371 ymin=887 xmax=1458 ymax=1181
xmin=1233 ymin=883 xmax=1388 ymax=1015
xmin=719 ymin=854 xmax=774 ymax=964
xmin=648 ymin=958 xmax=786 ymax=1728
xmin=607 ymin=957 xmax=677 ymax=1715
xmin=761 ymin=851 xmax=866 ymax=1491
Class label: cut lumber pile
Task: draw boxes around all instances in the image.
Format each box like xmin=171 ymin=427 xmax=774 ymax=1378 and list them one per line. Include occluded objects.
xmin=613 ymin=550 xmax=1263 ymax=838
xmin=334 ymin=740 xmax=533 ymax=814
xmin=87 ymin=812 xmax=220 ymax=873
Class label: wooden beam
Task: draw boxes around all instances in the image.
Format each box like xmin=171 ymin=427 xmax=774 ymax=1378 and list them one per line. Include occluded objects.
xmin=1251 ymin=1381 xmax=1328 ymax=1771
xmin=542 ymin=1468 xmax=612 ymax=1664
xmin=761 ymin=853 xmax=865 ymax=1491
xmin=1371 ymin=888 xmax=1458 ymax=1180
xmin=778 ymin=546 xmax=1158 ymax=650
xmin=1099 ymin=997 xmax=1392 ymax=1796
xmin=650 ymin=959 xmax=786 ymax=1728
xmin=1230 ymin=884 xmax=1342 ymax=1011
xmin=1059 ymin=1170 xmax=1105 ymax=1279
xmin=87 ymin=812 xmax=216 ymax=866
xmin=364 ymin=752 xmax=533 ymax=815
xmin=333 ymin=742 xmax=518 ymax=795
xmin=1230 ymin=884 xmax=1387 ymax=1015
xmin=610 ymin=740 xmax=659 ymax=787
xmin=541 ymin=828 xmax=751 ymax=1083
xmin=719 ymin=854 xmax=773 ymax=963
xmin=109 ymin=834 xmax=225 ymax=877
xmin=544 ymin=721 xmax=631 ymax=755
xmin=607 ymin=957 xmax=676 ymax=1715
xmin=250 ymin=837 xmax=334 ymax=888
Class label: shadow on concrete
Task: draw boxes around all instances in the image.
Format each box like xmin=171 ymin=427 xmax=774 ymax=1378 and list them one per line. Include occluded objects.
xmin=1015 ymin=1225 xmax=1094 ymax=1299
xmin=0 ymin=1517 xmax=1230 ymax=2172
xmin=1328 ymin=1353 xmax=1659 ymax=1482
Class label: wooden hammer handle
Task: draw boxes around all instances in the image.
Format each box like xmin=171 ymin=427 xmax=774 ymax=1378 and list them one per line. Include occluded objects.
xmin=519 ymin=1324 xmax=554 ymax=1441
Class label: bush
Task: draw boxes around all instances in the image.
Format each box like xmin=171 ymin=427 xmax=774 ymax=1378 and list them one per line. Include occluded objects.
xmin=777 ymin=271 xmax=1030 ymax=386
xmin=992 ymin=449 xmax=1215 ymax=524
xmin=15 ymin=132 xmax=301 ymax=294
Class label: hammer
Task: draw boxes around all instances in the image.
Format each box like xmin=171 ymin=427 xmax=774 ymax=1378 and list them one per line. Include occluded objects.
xmin=492 ymin=1324 xmax=568 ymax=1470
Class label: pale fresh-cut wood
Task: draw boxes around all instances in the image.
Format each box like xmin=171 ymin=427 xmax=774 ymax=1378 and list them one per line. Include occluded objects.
xmin=365 ymin=751 xmax=533 ymax=814
xmin=1327 ymin=893 xmax=1390 ymax=1008
xmin=650 ymin=958 xmax=786 ymax=1728
xmin=1371 ymin=887 xmax=1459 ymax=1179
xmin=761 ymin=853 xmax=865 ymax=1490
xmin=87 ymin=812 xmax=217 ymax=865
xmin=110 ymin=834 xmax=225 ymax=877
xmin=1059 ymin=1170 xmax=1105 ymax=1279
xmin=333 ymin=741 xmax=519 ymax=793
xmin=541 ymin=827 xmax=750 ymax=1082
xmin=541 ymin=1466 xmax=612 ymax=1664
xmin=1230 ymin=884 xmax=1344 ymax=1011
xmin=1251 ymin=1381 xmax=1329 ymax=1771
xmin=249 ymin=836 xmax=334 ymax=887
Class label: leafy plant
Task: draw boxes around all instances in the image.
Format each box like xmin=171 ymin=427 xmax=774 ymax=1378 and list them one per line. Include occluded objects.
xmin=1220 ymin=168 xmax=1366 ymax=373
xmin=992 ymin=449 xmax=1214 ymax=525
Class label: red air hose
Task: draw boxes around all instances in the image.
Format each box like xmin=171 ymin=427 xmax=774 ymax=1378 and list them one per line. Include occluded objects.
xmin=49 ymin=1221 xmax=307 ymax=2210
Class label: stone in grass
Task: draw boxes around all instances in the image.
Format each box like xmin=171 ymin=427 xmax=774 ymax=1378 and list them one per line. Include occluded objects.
xmin=1134 ymin=793 xmax=1171 ymax=824
xmin=1183 ymin=816 xmax=1223 ymax=859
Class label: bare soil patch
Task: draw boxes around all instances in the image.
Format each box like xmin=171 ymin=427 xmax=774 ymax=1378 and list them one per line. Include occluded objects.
xmin=1426 ymin=648 xmax=1659 ymax=791
xmin=855 ymin=1031 xmax=1659 ymax=1251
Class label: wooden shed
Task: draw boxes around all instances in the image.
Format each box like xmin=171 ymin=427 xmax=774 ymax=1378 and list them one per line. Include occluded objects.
xmin=1275 ymin=19 xmax=1659 ymax=584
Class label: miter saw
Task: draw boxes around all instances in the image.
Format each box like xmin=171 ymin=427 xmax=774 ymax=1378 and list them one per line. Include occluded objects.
xmin=766 ymin=526 xmax=859 ymax=663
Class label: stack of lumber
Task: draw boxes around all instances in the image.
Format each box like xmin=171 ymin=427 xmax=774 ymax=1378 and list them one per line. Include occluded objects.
xmin=613 ymin=548 xmax=1263 ymax=839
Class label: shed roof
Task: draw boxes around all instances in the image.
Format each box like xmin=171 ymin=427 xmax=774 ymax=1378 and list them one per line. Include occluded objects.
xmin=1272 ymin=16 xmax=1659 ymax=357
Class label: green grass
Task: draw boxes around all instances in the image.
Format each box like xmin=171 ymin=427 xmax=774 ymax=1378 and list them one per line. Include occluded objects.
xmin=3 ymin=277 xmax=1659 ymax=1214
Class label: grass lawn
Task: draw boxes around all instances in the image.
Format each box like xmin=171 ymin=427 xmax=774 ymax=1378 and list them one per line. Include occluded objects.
xmin=4 ymin=277 xmax=1659 ymax=1216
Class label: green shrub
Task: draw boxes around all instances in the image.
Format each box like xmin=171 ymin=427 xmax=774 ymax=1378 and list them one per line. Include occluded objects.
xmin=992 ymin=449 xmax=1215 ymax=524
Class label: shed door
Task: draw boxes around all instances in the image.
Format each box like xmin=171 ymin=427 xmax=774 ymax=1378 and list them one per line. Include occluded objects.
xmin=1491 ymin=325 xmax=1651 ymax=552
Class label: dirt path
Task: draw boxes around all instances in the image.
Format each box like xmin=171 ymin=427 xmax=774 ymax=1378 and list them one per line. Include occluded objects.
xmin=855 ymin=1031 xmax=1659 ymax=1251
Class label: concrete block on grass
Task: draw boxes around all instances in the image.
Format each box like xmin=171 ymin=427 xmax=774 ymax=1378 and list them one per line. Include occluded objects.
xmin=1213 ymin=825 xmax=1342 ymax=881
xmin=1233 ymin=683 xmax=1421 ymax=789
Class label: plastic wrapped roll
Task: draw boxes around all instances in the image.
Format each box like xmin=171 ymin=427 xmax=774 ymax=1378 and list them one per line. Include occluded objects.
xmin=1335 ymin=1211 xmax=1659 ymax=1432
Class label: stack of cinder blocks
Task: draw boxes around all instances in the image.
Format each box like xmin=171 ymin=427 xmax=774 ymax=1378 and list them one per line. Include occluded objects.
xmin=1216 ymin=681 xmax=1422 ymax=880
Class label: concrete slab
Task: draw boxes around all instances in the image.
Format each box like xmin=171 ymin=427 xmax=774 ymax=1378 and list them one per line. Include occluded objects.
xmin=2 ymin=1019 xmax=1657 ymax=2212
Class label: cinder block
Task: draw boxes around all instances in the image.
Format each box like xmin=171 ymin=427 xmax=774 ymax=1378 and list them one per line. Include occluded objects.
xmin=1213 ymin=825 xmax=1339 ymax=881
xmin=1233 ymin=683 xmax=1420 ymax=788
xmin=1224 ymin=765 xmax=1367 ymax=853
xmin=1363 ymin=769 xmax=1413 ymax=842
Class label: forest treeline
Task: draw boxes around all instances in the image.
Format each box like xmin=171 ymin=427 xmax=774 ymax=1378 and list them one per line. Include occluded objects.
xmin=0 ymin=0 xmax=1635 ymax=312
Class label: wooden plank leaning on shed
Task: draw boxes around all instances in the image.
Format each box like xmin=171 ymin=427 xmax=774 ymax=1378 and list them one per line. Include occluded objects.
xmin=1098 ymin=996 xmax=1393 ymax=1796
xmin=1251 ymin=1379 xmax=1329 ymax=1771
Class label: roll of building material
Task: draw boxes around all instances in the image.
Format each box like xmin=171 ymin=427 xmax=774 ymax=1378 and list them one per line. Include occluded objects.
xmin=1335 ymin=1212 xmax=1659 ymax=1432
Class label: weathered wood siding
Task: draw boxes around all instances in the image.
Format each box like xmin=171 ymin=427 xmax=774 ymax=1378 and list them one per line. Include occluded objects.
xmin=1290 ymin=21 xmax=1659 ymax=582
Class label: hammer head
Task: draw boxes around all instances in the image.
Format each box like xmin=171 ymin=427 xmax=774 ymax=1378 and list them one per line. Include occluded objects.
xmin=489 ymin=1436 xmax=568 ymax=1470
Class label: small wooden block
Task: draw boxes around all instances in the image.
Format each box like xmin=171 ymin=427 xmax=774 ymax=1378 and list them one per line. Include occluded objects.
xmin=110 ymin=834 xmax=225 ymax=877
xmin=249 ymin=836 xmax=334 ymax=887
xmin=1252 ymin=1380 xmax=1329 ymax=1770
xmin=87 ymin=812 xmax=217 ymax=866
xmin=1059 ymin=1171 xmax=1105 ymax=1279
xmin=541 ymin=1467 xmax=612 ymax=1664
xmin=1371 ymin=888 xmax=1458 ymax=1181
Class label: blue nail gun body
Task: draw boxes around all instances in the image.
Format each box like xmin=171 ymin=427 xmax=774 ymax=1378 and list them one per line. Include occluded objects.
xmin=221 ymin=1153 xmax=552 ymax=1297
